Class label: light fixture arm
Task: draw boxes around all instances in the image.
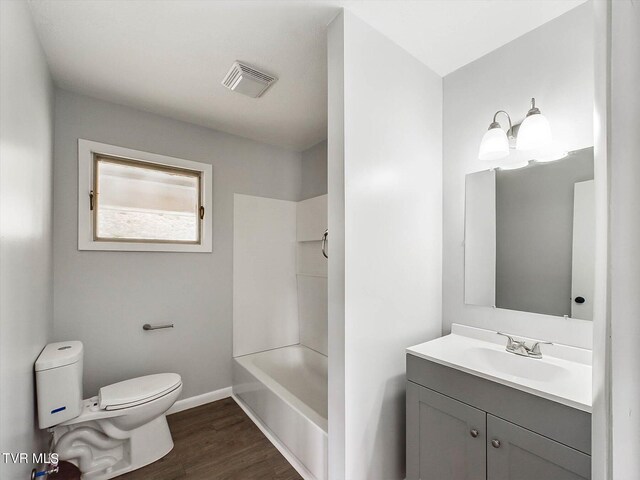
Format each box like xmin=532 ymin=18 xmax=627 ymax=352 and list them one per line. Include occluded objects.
xmin=491 ymin=110 xmax=515 ymax=139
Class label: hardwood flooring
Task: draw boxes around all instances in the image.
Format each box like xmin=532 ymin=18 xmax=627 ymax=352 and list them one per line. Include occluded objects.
xmin=117 ymin=397 xmax=302 ymax=480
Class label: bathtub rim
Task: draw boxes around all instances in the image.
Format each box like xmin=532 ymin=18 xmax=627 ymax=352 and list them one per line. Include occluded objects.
xmin=233 ymin=344 xmax=328 ymax=433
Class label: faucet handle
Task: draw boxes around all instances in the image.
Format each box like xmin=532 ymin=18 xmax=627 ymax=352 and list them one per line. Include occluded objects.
xmin=529 ymin=340 xmax=553 ymax=356
xmin=496 ymin=332 xmax=516 ymax=348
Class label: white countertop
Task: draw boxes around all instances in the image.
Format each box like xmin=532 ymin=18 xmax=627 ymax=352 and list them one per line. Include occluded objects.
xmin=407 ymin=324 xmax=592 ymax=413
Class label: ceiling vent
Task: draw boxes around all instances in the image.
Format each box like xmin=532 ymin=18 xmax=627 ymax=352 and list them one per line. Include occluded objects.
xmin=221 ymin=61 xmax=277 ymax=98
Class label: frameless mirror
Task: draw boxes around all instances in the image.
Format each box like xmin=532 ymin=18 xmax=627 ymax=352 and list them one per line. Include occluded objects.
xmin=464 ymin=147 xmax=595 ymax=320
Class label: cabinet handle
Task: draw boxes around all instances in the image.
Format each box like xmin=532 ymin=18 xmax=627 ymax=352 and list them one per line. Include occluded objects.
xmin=470 ymin=429 xmax=479 ymax=438
xmin=491 ymin=439 xmax=501 ymax=449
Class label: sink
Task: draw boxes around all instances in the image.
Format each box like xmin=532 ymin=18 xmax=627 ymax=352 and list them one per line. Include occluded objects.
xmin=465 ymin=346 xmax=570 ymax=382
xmin=407 ymin=324 xmax=592 ymax=412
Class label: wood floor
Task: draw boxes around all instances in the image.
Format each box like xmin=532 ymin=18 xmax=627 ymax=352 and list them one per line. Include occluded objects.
xmin=118 ymin=397 xmax=302 ymax=480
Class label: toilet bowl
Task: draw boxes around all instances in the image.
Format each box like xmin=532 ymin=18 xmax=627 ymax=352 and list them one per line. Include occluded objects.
xmin=36 ymin=342 xmax=182 ymax=480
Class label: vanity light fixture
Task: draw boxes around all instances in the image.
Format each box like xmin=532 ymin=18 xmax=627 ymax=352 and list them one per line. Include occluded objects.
xmin=516 ymin=98 xmax=552 ymax=151
xmin=478 ymin=110 xmax=513 ymax=161
xmin=478 ymin=98 xmax=555 ymax=161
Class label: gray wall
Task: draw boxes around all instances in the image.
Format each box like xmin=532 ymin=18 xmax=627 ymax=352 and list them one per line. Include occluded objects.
xmin=0 ymin=1 xmax=54 ymax=478
xmin=53 ymin=90 xmax=303 ymax=399
xmin=300 ymin=140 xmax=327 ymax=200
xmin=443 ymin=3 xmax=595 ymax=347
xmin=496 ymin=150 xmax=594 ymax=316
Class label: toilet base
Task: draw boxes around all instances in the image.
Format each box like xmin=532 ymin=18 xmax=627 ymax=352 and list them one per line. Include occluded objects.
xmin=55 ymin=415 xmax=174 ymax=480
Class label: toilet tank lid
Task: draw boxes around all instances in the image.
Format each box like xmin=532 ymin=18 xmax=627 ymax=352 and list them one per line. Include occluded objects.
xmin=35 ymin=341 xmax=83 ymax=371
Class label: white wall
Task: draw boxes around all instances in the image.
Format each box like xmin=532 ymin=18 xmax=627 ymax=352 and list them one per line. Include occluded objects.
xmin=297 ymin=274 xmax=328 ymax=355
xmin=299 ymin=139 xmax=328 ymax=356
xmin=609 ymin=0 xmax=640 ymax=476
xmin=0 ymin=1 xmax=54 ymax=478
xmin=327 ymin=13 xmax=346 ymax=478
xmin=328 ymin=11 xmax=443 ymax=479
xmin=52 ymin=90 xmax=303 ymax=399
xmin=233 ymin=194 xmax=299 ymax=357
xmin=442 ymin=2 xmax=594 ymax=348
xmin=301 ymin=140 xmax=328 ymax=200
xmin=233 ymin=192 xmax=328 ymax=358
xmin=297 ymin=194 xmax=328 ymax=355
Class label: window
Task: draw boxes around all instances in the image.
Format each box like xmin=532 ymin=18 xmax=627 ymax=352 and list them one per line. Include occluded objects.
xmin=78 ymin=140 xmax=212 ymax=252
xmin=93 ymin=155 xmax=202 ymax=243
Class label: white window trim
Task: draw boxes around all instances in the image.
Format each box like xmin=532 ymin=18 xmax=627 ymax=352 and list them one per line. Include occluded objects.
xmin=78 ymin=139 xmax=213 ymax=252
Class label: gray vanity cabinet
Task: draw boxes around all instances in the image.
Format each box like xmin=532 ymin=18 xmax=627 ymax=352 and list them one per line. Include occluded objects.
xmin=407 ymin=354 xmax=592 ymax=480
xmin=407 ymin=382 xmax=486 ymax=480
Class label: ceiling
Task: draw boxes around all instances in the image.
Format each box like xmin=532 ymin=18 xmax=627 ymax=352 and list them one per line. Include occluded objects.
xmin=27 ymin=0 xmax=586 ymax=151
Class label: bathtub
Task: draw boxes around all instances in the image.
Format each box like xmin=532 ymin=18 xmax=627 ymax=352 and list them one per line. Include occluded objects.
xmin=233 ymin=344 xmax=327 ymax=480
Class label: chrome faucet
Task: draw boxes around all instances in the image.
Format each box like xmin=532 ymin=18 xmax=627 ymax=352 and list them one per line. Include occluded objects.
xmin=497 ymin=332 xmax=553 ymax=359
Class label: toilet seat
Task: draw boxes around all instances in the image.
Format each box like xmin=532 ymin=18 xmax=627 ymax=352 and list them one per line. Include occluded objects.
xmin=99 ymin=373 xmax=182 ymax=411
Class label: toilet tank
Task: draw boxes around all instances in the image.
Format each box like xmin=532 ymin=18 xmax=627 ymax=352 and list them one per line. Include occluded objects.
xmin=35 ymin=341 xmax=84 ymax=428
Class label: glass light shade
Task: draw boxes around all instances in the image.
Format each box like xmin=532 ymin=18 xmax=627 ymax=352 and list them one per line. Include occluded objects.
xmin=478 ymin=127 xmax=509 ymax=160
xmin=516 ymin=113 xmax=552 ymax=151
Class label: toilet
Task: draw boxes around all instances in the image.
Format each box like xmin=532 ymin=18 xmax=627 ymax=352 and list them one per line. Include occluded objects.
xmin=35 ymin=341 xmax=182 ymax=480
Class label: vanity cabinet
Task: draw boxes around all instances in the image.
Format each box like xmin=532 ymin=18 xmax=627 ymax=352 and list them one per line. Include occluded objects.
xmin=406 ymin=354 xmax=591 ymax=480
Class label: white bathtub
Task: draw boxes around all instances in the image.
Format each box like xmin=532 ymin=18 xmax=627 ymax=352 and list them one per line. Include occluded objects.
xmin=233 ymin=344 xmax=328 ymax=480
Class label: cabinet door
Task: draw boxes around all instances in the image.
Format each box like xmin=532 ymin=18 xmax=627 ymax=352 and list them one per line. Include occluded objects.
xmin=487 ymin=415 xmax=591 ymax=480
xmin=407 ymin=382 xmax=486 ymax=480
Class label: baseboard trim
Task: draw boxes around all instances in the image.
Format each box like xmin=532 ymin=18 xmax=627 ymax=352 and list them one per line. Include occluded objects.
xmin=232 ymin=393 xmax=317 ymax=480
xmin=166 ymin=386 xmax=232 ymax=415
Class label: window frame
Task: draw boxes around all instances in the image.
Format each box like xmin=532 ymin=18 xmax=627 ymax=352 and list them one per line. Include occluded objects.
xmin=78 ymin=139 xmax=213 ymax=252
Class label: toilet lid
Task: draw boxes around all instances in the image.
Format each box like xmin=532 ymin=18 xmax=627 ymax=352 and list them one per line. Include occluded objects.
xmin=99 ymin=373 xmax=182 ymax=411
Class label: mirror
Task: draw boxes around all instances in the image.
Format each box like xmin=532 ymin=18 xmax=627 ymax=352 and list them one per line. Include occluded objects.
xmin=464 ymin=147 xmax=595 ymax=320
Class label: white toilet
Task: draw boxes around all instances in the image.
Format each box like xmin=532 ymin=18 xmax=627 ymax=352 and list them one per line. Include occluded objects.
xmin=35 ymin=341 xmax=182 ymax=479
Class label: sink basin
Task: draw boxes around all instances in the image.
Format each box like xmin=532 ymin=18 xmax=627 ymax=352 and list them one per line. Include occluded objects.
xmin=465 ymin=346 xmax=570 ymax=382
xmin=407 ymin=324 xmax=592 ymax=412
